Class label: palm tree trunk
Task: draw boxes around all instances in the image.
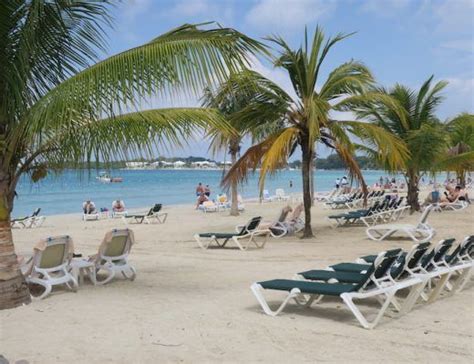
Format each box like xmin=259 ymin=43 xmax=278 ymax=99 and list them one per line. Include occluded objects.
xmin=310 ymin=161 xmax=315 ymax=206
xmin=0 ymin=174 xmax=31 ymax=310
xmin=406 ymin=169 xmax=420 ymax=212
xmin=300 ymin=138 xmax=313 ymax=238
xmin=229 ymin=148 xmax=239 ymax=216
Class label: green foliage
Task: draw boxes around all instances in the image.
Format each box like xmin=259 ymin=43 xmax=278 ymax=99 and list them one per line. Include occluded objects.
xmin=0 ymin=1 xmax=264 ymax=196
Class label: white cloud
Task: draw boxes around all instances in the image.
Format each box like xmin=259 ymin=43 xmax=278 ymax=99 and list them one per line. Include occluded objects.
xmin=438 ymin=76 xmax=474 ymax=118
xmin=440 ymin=39 xmax=474 ymax=53
xmin=162 ymin=0 xmax=234 ymax=23
xmin=245 ymin=0 xmax=336 ymax=31
xmin=360 ymin=0 xmax=412 ymax=17
xmin=431 ymin=0 xmax=474 ymax=34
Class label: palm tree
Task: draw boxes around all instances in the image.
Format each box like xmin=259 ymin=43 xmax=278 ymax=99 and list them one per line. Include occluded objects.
xmin=442 ymin=113 xmax=474 ymax=186
xmin=222 ymin=27 xmax=408 ymax=238
xmin=356 ymin=76 xmax=449 ymax=211
xmin=0 ymin=1 xmax=265 ymax=310
xmin=202 ymin=70 xmax=286 ymax=215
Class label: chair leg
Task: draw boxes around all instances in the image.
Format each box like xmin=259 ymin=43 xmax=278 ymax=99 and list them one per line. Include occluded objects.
xmin=250 ymin=283 xmax=300 ymax=317
xmin=341 ymin=290 xmax=396 ymax=329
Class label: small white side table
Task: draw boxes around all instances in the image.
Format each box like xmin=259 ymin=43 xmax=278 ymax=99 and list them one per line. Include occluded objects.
xmin=70 ymin=259 xmax=96 ymax=285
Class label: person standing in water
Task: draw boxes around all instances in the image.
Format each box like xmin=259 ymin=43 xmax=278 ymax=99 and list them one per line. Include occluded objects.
xmin=289 ymin=180 xmax=293 ymax=188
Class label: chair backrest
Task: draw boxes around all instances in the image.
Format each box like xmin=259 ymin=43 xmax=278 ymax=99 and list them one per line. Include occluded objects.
xmin=32 ymin=208 xmax=41 ymax=217
xmin=418 ymin=205 xmax=433 ymax=225
xmin=355 ymin=249 xmax=401 ymax=290
xmin=391 ymin=242 xmax=431 ymax=278
xmin=277 ymin=206 xmax=292 ymax=222
xmin=421 ymin=238 xmax=455 ymax=269
xmin=371 ymin=248 xmax=402 ymax=280
xmin=152 ymin=204 xmax=162 ymax=213
xmin=102 ymin=229 xmax=133 ymax=258
xmin=34 ymin=236 xmax=72 ymax=270
xmin=238 ymin=216 xmax=262 ymax=236
xmin=275 ymin=188 xmax=285 ymax=197
xmin=446 ymin=236 xmax=474 ymax=264
xmin=218 ymin=194 xmax=227 ymax=203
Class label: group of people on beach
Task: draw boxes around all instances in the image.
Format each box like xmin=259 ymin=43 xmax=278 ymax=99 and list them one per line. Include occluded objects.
xmin=82 ymin=199 xmax=126 ymax=215
xmin=195 ymin=182 xmax=212 ymax=208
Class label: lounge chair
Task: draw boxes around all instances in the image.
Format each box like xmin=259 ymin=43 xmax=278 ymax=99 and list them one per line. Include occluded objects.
xmin=271 ymin=188 xmax=290 ymax=202
xmin=250 ymin=249 xmax=420 ymax=329
xmin=22 ymin=235 xmax=78 ymax=299
xmin=216 ymin=194 xmax=231 ymax=210
xmin=111 ymin=200 xmax=128 ymax=217
xmin=75 ymin=228 xmax=136 ymax=285
xmin=82 ymin=201 xmax=99 ymax=221
xmin=237 ymin=194 xmax=246 ymax=211
xmin=366 ymin=204 xmax=435 ymax=242
xmin=194 ymin=216 xmax=270 ymax=250
xmin=198 ymin=200 xmax=218 ymax=213
xmin=261 ymin=189 xmax=272 ymax=203
xmin=122 ymin=203 xmax=167 ymax=224
xmin=11 ymin=208 xmax=45 ymax=228
xmin=439 ymin=198 xmax=469 ymax=211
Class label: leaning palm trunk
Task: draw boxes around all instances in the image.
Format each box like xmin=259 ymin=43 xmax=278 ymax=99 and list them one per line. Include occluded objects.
xmin=301 ymin=136 xmax=314 ymax=237
xmin=0 ymin=176 xmax=31 ymax=309
xmin=230 ymin=149 xmax=239 ymax=216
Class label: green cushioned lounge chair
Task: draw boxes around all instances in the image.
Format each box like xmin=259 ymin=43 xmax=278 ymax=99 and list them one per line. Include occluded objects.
xmin=194 ymin=216 xmax=270 ymax=250
xmin=122 ymin=203 xmax=167 ymax=224
xmin=251 ymin=248 xmax=422 ymax=329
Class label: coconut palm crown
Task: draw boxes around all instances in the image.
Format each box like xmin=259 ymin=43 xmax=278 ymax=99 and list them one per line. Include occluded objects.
xmin=222 ymin=27 xmax=408 ymax=238
xmin=0 ymin=0 xmax=265 ymax=309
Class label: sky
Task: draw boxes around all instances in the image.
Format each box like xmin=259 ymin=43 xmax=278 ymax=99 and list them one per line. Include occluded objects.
xmin=103 ymin=0 xmax=473 ymax=160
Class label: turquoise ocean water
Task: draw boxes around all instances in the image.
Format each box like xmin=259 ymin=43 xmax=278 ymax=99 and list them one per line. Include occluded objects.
xmin=14 ymin=169 xmax=404 ymax=216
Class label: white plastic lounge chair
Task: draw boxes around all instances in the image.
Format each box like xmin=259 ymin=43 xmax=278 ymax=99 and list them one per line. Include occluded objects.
xmin=22 ymin=235 xmax=78 ymax=300
xmin=82 ymin=201 xmax=99 ymax=221
xmin=198 ymin=200 xmax=218 ymax=213
xmin=122 ymin=204 xmax=167 ymax=224
xmin=366 ymin=205 xmax=435 ymax=243
xmin=314 ymin=188 xmax=338 ymax=202
xmin=77 ymin=228 xmax=137 ymax=285
xmin=111 ymin=200 xmax=128 ymax=217
xmin=11 ymin=208 xmax=45 ymax=228
xmin=251 ymin=249 xmax=420 ymax=329
xmin=194 ymin=216 xmax=270 ymax=250
xmin=216 ymin=194 xmax=231 ymax=210
xmin=271 ymin=189 xmax=290 ymax=201
xmin=440 ymin=198 xmax=469 ymax=211
xmin=261 ymin=189 xmax=272 ymax=203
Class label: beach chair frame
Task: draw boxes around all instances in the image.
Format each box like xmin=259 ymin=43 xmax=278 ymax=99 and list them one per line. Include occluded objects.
xmin=194 ymin=217 xmax=270 ymax=250
xmin=93 ymin=229 xmax=137 ymax=285
xmin=251 ymin=250 xmax=420 ymax=329
xmin=24 ymin=236 xmax=78 ymax=300
xmin=365 ymin=205 xmax=435 ymax=242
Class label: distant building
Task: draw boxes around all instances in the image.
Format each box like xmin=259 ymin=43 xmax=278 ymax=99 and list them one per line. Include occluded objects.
xmin=192 ymin=161 xmax=217 ymax=169
xmin=125 ymin=161 xmax=149 ymax=169
xmin=173 ymin=161 xmax=186 ymax=168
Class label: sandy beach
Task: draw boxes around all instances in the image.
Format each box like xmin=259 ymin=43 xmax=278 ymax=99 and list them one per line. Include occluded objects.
xmin=1 ymin=199 xmax=473 ymax=363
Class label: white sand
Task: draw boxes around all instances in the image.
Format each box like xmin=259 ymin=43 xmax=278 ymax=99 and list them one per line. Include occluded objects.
xmin=1 ymin=200 xmax=473 ymax=363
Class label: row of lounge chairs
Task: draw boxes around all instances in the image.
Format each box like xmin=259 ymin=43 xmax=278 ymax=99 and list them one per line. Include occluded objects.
xmin=198 ymin=194 xmax=245 ymax=213
xmin=11 ymin=208 xmax=45 ymax=229
xmin=251 ymin=236 xmax=473 ymax=329
xmin=328 ymin=197 xmax=409 ymax=227
xmin=324 ymin=190 xmax=386 ymax=209
xmin=21 ymin=229 xmax=136 ymax=300
xmin=83 ymin=203 xmax=168 ymax=224
xmin=194 ymin=207 xmax=305 ymax=250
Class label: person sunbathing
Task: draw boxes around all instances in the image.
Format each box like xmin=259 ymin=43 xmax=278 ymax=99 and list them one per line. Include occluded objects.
xmin=112 ymin=200 xmax=125 ymax=212
xmin=195 ymin=193 xmax=209 ymax=209
xmin=83 ymin=200 xmax=97 ymax=214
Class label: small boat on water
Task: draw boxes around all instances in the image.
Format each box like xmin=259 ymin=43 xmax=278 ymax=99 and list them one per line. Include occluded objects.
xmin=96 ymin=171 xmax=123 ymax=183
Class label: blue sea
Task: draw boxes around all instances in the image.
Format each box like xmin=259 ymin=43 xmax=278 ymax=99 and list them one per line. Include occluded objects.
xmin=14 ymin=169 xmax=405 ymax=216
